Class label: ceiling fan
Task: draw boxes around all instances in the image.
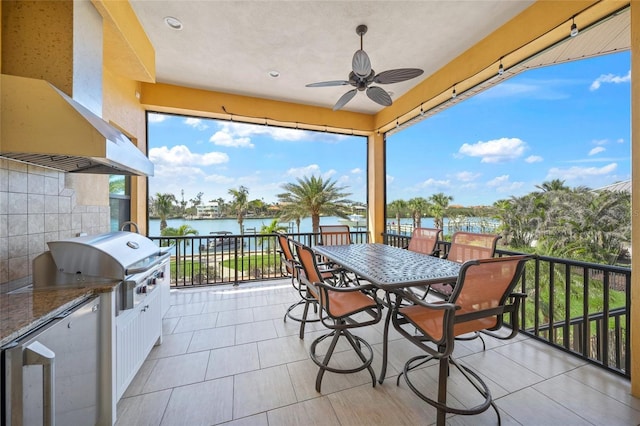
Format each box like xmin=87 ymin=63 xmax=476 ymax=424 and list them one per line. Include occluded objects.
xmin=306 ymin=24 xmax=424 ymax=111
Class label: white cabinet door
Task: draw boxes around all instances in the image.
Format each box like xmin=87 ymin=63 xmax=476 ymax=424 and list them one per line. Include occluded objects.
xmin=115 ymin=289 xmax=161 ymax=400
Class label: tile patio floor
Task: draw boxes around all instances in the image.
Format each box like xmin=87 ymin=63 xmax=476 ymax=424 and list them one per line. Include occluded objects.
xmin=115 ymin=279 xmax=640 ymax=426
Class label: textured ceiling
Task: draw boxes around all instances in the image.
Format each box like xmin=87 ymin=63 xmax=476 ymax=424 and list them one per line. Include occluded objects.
xmin=129 ymin=1 xmax=536 ymax=114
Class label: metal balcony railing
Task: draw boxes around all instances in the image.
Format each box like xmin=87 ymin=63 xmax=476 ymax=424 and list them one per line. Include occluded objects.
xmin=150 ymin=231 xmax=631 ymax=379
xmin=382 ymin=231 xmax=631 ymax=379
xmin=150 ymin=231 xmax=369 ymax=287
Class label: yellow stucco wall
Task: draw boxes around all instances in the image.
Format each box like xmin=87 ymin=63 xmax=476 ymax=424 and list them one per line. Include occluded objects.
xmin=1 ymin=0 xmax=74 ymax=95
xmin=103 ymin=69 xmax=149 ymax=234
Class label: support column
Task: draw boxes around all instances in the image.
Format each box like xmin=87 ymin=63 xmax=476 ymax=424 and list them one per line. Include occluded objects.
xmin=631 ymin=0 xmax=639 ymax=397
xmin=367 ymin=132 xmax=386 ymax=243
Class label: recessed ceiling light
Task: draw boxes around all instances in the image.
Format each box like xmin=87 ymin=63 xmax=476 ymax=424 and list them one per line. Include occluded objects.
xmin=268 ymin=70 xmax=280 ymax=78
xmin=164 ymin=16 xmax=183 ymax=30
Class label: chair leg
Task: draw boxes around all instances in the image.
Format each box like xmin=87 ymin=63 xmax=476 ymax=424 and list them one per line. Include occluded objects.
xmin=436 ymin=356 xmax=448 ymax=426
xmin=283 ymin=291 xmax=320 ymax=340
xmin=455 ymin=332 xmax=486 ymax=351
xmin=299 ymin=298 xmax=311 ymax=339
xmin=343 ymin=330 xmax=376 ymax=388
xmin=312 ymin=330 xmax=341 ymax=392
xmin=400 ymin=354 xmax=494 ymax=423
xmin=309 ymin=328 xmax=375 ymax=393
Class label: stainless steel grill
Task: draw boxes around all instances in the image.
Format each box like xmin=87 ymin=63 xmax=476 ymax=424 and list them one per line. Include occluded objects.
xmin=34 ymin=231 xmax=171 ymax=314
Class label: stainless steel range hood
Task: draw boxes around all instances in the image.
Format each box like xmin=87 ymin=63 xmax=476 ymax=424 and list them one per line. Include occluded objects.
xmin=0 ymin=74 xmax=154 ymax=176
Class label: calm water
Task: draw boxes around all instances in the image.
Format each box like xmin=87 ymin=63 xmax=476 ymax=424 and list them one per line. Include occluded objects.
xmin=148 ymin=216 xmax=360 ymax=237
xmin=147 ymin=216 xmax=498 ymax=237
xmin=146 ymin=216 xmax=497 ymax=255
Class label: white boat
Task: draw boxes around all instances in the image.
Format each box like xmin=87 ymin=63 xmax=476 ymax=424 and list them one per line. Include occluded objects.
xmin=339 ymin=214 xmax=367 ymax=229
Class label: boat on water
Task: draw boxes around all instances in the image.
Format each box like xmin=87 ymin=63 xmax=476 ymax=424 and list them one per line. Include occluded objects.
xmin=339 ymin=214 xmax=367 ymax=229
xmin=199 ymin=231 xmax=246 ymax=251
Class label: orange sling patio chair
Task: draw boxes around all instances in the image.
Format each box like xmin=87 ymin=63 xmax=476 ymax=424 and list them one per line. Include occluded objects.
xmin=391 ymin=255 xmax=531 ymax=426
xmin=294 ymin=241 xmax=383 ymax=392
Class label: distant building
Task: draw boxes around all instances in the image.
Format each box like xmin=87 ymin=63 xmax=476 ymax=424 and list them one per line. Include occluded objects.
xmin=196 ymin=202 xmax=219 ymax=218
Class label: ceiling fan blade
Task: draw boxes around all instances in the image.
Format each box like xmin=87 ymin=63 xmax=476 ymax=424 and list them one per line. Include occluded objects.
xmin=333 ymin=89 xmax=357 ymax=111
xmin=366 ymin=86 xmax=392 ymax=107
xmin=352 ymin=49 xmax=371 ymax=78
xmin=374 ymin=68 xmax=424 ymax=84
xmin=306 ymin=80 xmax=350 ymax=87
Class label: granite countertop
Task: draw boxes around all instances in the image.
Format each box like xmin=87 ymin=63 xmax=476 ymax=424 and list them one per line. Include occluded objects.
xmin=0 ymin=282 xmax=118 ymax=347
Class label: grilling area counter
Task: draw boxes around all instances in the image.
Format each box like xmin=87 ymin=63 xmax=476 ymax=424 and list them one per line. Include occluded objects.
xmin=1 ymin=231 xmax=171 ymax=425
xmin=0 ymin=282 xmax=117 ymax=347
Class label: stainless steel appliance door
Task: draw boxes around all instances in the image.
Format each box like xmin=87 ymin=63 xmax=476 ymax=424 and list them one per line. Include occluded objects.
xmin=2 ymin=297 xmax=100 ymax=426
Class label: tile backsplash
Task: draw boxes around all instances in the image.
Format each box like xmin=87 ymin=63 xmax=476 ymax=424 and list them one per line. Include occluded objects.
xmin=0 ymin=158 xmax=109 ymax=292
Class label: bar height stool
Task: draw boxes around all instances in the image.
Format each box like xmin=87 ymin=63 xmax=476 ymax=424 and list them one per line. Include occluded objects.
xmin=294 ymin=241 xmax=383 ymax=392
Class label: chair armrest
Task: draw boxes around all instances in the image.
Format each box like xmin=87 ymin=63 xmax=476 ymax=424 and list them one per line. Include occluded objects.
xmin=396 ymin=288 xmax=459 ymax=312
xmin=314 ymin=280 xmax=376 ymax=293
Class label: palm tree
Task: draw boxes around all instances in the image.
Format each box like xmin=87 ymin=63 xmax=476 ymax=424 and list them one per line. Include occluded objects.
xmin=277 ymin=176 xmax=351 ymax=234
xmin=216 ymin=198 xmax=225 ymax=217
xmin=429 ymin=192 xmax=453 ymax=229
xmin=258 ymin=219 xmax=289 ymax=254
xmin=228 ymin=186 xmax=249 ymax=235
xmin=279 ymin=202 xmax=308 ymax=233
xmin=535 ymin=179 xmax=568 ymax=192
xmin=154 ymin=193 xmax=177 ymax=231
xmin=388 ymin=199 xmax=407 ymax=234
xmin=161 ymin=224 xmax=198 ymax=280
xmin=407 ymin=197 xmax=430 ymax=229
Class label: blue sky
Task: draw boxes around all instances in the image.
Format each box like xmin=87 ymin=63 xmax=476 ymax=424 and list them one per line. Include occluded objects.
xmin=148 ymin=51 xmax=630 ymax=207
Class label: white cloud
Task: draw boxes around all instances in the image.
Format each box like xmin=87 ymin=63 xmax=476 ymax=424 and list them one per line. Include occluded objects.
xmin=285 ymin=164 xmax=321 ymax=178
xmin=351 ymin=168 xmax=362 ymax=174
xmin=148 ymin=113 xmax=168 ymax=123
xmin=149 ymin=145 xmax=229 ymax=166
xmin=184 ymin=117 xmax=208 ymax=130
xmin=546 ymin=163 xmax=618 ymax=181
xmin=589 ymin=70 xmax=630 ymax=91
xmin=386 ymin=175 xmax=395 ymax=185
xmin=458 ymin=137 xmax=527 ymax=163
xmin=221 ymin=122 xmax=314 ymax=141
xmin=486 ymin=175 xmax=524 ymax=193
xmin=588 ymin=146 xmax=606 ymax=156
xmin=525 ymin=155 xmax=543 ymax=163
xmin=203 ymin=174 xmax=235 ymax=185
xmin=455 ymin=171 xmax=481 ymax=182
xmin=487 ymin=175 xmax=510 ymax=188
xmin=565 ymin=157 xmax=628 ymax=164
xmin=592 ymin=139 xmax=609 ymax=146
xmin=616 ymin=138 xmax=625 ymax=144
xmin=210 ymin=130 xmax=254 ymax=148
xmin=419 ymin=178 xmax=451 ymax=188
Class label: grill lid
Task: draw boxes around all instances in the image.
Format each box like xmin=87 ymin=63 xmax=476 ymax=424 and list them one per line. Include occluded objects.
xmin=47 ymin=231 xmax=168 ymax=279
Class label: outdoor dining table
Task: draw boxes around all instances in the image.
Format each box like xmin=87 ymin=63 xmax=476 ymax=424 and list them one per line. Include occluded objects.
xmin=313 ymin=242 xmax=462 ymax=383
